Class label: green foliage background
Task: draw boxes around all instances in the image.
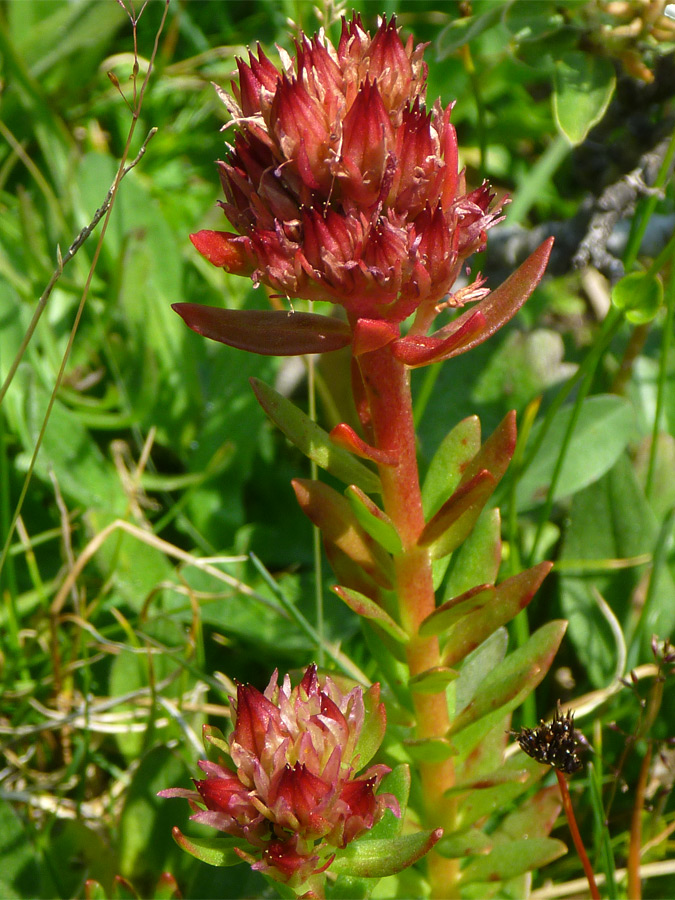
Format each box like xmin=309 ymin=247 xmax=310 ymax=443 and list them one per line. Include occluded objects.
xmin=0 ymin=1 xmax=674 ymax=897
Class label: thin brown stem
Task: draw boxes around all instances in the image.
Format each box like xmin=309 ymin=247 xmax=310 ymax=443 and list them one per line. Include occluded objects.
xmin=0 ymin=1 xmax=169 ymax=585
xmin=555 ymin=770 xmax=601 ymax=900
xmin=627 ymin=744 xmax=652 ymax=900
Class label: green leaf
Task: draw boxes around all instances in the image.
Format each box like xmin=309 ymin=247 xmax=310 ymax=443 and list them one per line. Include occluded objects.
xmin=119 ymin=748 xmax=194 ymax=879
xmin=420 ymin=470 xmax=497 ymax=559
xmin=421 ymin=411 xmax=516 ymax=558
xmin=409 ymin=666 xmax=459 ymax=694
xmin=634 ymin=433 xmax=675 ymax=521
xmin=333 ymin=585 xmax=408 ymax=643
xmin=454 ymin=629 xmax=508 ymax=717
xmin=503 ymin=1 xmax=566 ymax=41
xmin=516 ymin=395 xmax=636 ymax=510
xmin=436 ymin=4 xmax=504 ymax=58
xmin=559 ymin=454 xmax=675 ymax=685
xmin=362 ymin=765 xmax=410 ymax=841
xmin=112 ymin=876 xmax=140 ymax=900
xmin=553 ymin=51 xmax=615 ymax=145
xmin=0 ymin=799 xmax=41 ymax=898
xmin=454 ymin=712 xmax=512 ymax=788
xmin=153 ymin=872 xmax=183 ymax=900
xmin=84 ymin=878 xmax=108 ymax=900
xmin=352 ymin=683 xmax=388 ymax=771
xmin=203 ymin=724 xmax=231 ymax=758
xmin=439 ymin=563 xmax=552 ymax=663
xmin=459 ymin=837 xmax=567 ymax=883
xmin=422 ymin=416 xmax=481 ymax=517
xmin=436 ymin=829 xmax=493 ymax=859
xmin=345 ymin=486 xmax=402 ymax=554
xmin=459 ymin=411 xmax=517 ymax=491
xmin=251 ymin=378 xmax=381 ymax=495
xmin=449 ymin=620 xmax=567 ymax=742
xmin=420 ymin=583 xmax=494 ymax=638
xmin=404 ymin=737 xmax=457 ymax=762
xmin=84 ymin=881 xmax=108 ymax=900
xmin=454 ymin=756 xmax=545 ymax=830
xmin=331 ymin=830 xmax=442 ymax=878
xmin=611 ymin=271 xmax=663 ymax=324
xmin=446 ymin=765 xmax=531 ymax=797
xmin=293 ymin=479 xmax=394 ymax=588
xmin=171 ymin=830 xmax=245 ymax=868
xmin=442 ymin=509 xmax=502 ymax=602
xmin=495 ymin=785 xmax=562 ymax=841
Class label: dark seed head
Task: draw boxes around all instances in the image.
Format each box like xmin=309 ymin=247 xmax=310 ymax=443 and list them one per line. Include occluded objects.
xmin=511 ymin=702 xmax=583 ymax=775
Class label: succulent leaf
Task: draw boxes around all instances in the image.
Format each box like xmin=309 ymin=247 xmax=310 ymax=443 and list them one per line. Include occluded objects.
xmin=409 ymin=666 xmax=459 ymax=694
xmin=404 ymin=737 xmax=457 ymax=762
xmin=361 ymin=765 xmax=411 ymax=841
xmin=330 ymin=423 xmax=399 ymax=466
xmin=458 ymin=409 xmax=517 ymax=490
xmin=419 ymin=583 xmax=494 ymax=638
xmin=458 ymin=837 xmax=567 ymax=884
xmin=453 ymin=755 xmax=546 ymax=829
xmin=441 ymin=508 xmax=501 ymax=601
xmin=333 ymin=585 xmax=408 ymax=643
xmin=170 ymin=828 xmax=244 ymax=867
xmin=419 ymin=470 xmax=497 ymax=558
xmin=441 ymin=563 xmax=553 ymax=666
xmin=421 ymin=415 xmax=481 ymax=518
xmin=172 ymin=304 xmax=351 ymax=355
xmin=292 ymin=479 xmax=395 ymax=588
xmin=448 ymin=619 xmax=567 ymax=739
xmin=345 ymin=486 xmax=403 ymax=554
xmin=251 ymin=379 xmax=381 ymax=495
xmin=495 ymin=784 xmax=562 ymax=841
xmin=330 ymin=830 xmax=444 ymax=878
xmin=435 ymin=829 xmax=493 ymax=859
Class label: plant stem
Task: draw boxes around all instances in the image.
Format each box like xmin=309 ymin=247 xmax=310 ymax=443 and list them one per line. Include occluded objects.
xmin=645 ymin=251 xmax=675 ymax=498
xmin=356 ymin=344 xmax=459 ymax=897
xmin=627 ymin=745 xmax=651 ymax=900
xmin=556 ymin=770 xmax=601 ymax=900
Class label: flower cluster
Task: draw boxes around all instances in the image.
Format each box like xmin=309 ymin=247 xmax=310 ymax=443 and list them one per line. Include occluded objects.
xmin=191 ymin=15 xmax=502 ymax=325
xmin=177 ymin=14 xmax=553 ymax=366
xmin=160 ymin=666 xmax=397 ymax=886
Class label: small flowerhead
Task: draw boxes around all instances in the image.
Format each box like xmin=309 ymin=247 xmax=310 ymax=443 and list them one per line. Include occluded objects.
xmin=160 ymin=665 xmax=398 ymax=887
xmin=511 ymin=702 xmax=584 ymax=775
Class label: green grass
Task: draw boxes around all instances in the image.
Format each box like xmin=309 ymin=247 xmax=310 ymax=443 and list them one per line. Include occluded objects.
xmin=1 ymin=1 xmax=674 ymax=898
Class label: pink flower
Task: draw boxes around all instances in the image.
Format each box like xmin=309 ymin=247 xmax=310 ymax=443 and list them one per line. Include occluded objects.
xmin=160 ymin=666 xmax=397 ymax=886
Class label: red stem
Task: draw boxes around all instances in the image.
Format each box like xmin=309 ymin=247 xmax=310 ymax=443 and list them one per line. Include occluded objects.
xmin=555 ymin=770 xmax=601 ymax=900
xmin=356 ymin=342 xmax=459 ymax=897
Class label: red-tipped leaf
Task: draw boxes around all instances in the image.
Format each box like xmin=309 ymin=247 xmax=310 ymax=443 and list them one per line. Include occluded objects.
xmin=394 ymin=238 xmax=554 ymax=368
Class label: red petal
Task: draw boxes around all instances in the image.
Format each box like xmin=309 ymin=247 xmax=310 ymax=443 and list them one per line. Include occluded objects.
xmin=172 ymin=305 xmax=352 ymax=356
xmin=190 ymin=230 xmax=252 ymax=273
xmin=195 ymin=773 xmax=250 ymax=813
xmin=234 ymin=683 xmax=281 ymax=755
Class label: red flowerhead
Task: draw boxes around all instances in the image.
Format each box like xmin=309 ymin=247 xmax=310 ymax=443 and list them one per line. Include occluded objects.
xmin=176 ymin=14 xmax=552 ymax=364
xmin=159 ymin=665 xmax=397 ymax=887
